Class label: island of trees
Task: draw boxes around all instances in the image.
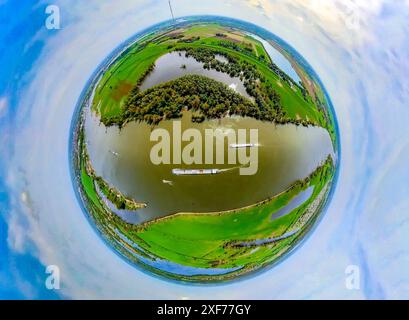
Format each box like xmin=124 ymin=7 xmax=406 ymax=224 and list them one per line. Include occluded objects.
xmin=102 ymin=47 xmax=316 ymax=128
xmin=108 ymin=75 xmax=261 ymax=127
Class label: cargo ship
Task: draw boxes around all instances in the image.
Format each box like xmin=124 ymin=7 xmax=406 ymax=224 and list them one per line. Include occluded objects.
xmin=172 ymin=169 xmax=221 ymax=175
xmin=229 ymin=143 xmax=258 ymax=148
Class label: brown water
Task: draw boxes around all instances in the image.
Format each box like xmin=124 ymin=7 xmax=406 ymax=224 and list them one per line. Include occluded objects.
xmin=140 ymin=52 xmax=252 ymax=100
xmin=86 ymin=109 xmax=334 ymax=223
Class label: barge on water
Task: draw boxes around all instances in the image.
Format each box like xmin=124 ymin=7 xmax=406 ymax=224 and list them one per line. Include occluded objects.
xmin=229 ymin=143 xmax=258 ymax=149
xmin=172 ymin=169 xmax=221 ymax=176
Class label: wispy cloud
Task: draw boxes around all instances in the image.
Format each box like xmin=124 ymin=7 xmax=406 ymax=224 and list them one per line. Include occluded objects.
xmin=0 ymin=97 xmax=8 ymax=119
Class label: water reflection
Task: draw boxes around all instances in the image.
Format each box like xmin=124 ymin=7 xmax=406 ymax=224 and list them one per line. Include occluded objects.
xmin=140 ymin=51 xmax=252 ymax=100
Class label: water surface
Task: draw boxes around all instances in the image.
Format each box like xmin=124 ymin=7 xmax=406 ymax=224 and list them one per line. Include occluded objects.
xmin=271 ymin=186 xmax=314 ymax=221
xmin=249 ymin=34 xmax=302 ymax=84
xmin=140 ymin=51 xmax=252 ymax=100
xmin=86 ymin=110 xmax=334 ymax=223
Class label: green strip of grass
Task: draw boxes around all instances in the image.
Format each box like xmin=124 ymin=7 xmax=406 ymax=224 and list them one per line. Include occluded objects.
xmin=121 ymin=158 xmax=334 ymax=269
xmin=92 ymin=43 xmax=174 ymax=118
xmin=80 ymin=162 xmax=104 ymax=211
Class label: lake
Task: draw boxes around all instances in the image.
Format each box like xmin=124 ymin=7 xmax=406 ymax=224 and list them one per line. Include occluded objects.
xmin=140 ymin=51 xmax=252 ymax=100
xmin=249 ymin=34 xmax=302 ymax=84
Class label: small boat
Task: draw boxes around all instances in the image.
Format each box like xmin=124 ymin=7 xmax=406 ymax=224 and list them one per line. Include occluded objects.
xmin=229 ymin=143 xmax=258 ymax=149
xmin=172 ymin=169 xmax=221 ymax=176
xmin=162 ymin=180 xmax=174 ymax=186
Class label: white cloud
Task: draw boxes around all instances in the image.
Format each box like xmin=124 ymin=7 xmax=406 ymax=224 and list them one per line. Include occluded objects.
xmin=0 ymin=97 xmax=8 ymax=118
xmin=244 ymin=0 xmax=384 ymax=45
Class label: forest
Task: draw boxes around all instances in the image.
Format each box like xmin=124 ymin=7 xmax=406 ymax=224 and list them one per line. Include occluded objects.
xmin=176 ymin=47 xmax=291 ymax=123
xmin=120 ymin=75 xmax=261 ymax=126
xmin=102 ymin=46 xmax=316 ymax=128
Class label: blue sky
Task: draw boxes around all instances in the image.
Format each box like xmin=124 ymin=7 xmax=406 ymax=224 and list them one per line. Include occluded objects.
xmin=1 ymin=0 xmax=409 ymax=299
xmin=0 ymin=0 xmax=54 ymax=299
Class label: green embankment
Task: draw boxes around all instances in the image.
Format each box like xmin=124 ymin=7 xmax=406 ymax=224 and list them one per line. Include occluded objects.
xmin=81 ymin=164 xmax=104 ymax=212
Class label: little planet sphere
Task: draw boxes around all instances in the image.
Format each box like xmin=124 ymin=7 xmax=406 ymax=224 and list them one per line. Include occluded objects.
xmin=71 ymin=16 xmax=339 ymax=282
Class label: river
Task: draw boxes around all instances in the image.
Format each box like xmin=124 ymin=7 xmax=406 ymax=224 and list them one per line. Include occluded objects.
xmin=86 ymin=109 xmax=334 ymax=223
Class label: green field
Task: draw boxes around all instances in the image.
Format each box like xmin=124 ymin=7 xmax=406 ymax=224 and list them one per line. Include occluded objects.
xmin=93 ymin=44 xmax=173 ymax=119
xmin=128 ymin=157 xmax=334 ymax=270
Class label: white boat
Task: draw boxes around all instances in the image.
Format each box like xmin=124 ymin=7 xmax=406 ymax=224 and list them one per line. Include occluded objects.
xmin=162 ymin=179 xmax=174 ymax=186
xmin=172 ymin=169 xmax=220 ymax=175
xmin=229 ymin=143 xmax=258 ymax=149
